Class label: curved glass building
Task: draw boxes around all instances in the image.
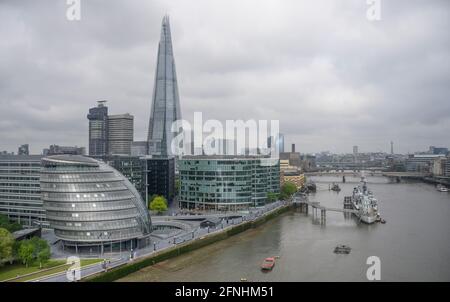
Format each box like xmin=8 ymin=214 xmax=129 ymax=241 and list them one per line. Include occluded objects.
xmin=41 ymin=155 xmax=151 ymax=250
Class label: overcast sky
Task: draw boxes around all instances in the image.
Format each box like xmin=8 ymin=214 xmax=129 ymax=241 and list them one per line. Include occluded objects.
xmin=1 ymin=0 xmax=449 ymax=154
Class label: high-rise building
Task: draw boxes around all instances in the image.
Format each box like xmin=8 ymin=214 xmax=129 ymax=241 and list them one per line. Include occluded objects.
xmin=143 ymin=156 xmax=175 ymax=205
xmin=291 ymin=144 xmax=296 ymax=153
xmin=108 ymin=113 xmax=134 ymax=155
xmin=87 ymin=101 xmax=108 ymax=156
xmin=0 ymin=155 xmax=46 ymax=227
xmin=131 ymin=141 xmax=148 ymax=156
xmin=41 ymin=155 xmax=151 ymax=251
xmin=18 ymin=144 xmax=29 ymax=155
xmin=147 ymin=16 xmax=182 ymax=156
xmin=390 ymin=141 xmax=394 ymax=155
xmin=353 ymin=145 xmax=359 ymax=155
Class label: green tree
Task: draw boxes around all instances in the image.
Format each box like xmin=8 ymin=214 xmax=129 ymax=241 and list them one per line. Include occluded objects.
xmin=30 ymin=237 xmax=51 ymax=268
xmin=150 ymin=196 xmax=168 ymax=214
xmin=0 ymin=214 xmax=22 ymax=232
xmin=18 ymin=240 xmax=34 ymax=267
xmin=0 ymin=228 xmax=15 ymax=266
xmin=267 ymin=192 xmax=279 ymax=203
xmin=280 ymin=182 xmax=298 ymax=200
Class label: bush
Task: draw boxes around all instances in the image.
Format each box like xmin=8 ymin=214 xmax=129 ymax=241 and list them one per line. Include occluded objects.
xmin=149 ymin=196 xmax=168 ymax=213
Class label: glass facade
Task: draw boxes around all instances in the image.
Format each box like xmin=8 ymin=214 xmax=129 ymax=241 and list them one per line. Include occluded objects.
xmin=147 ymin=16 xmax=182 ymax=156
xmin=87 ymin=102 xmax=108 ymax=156
xmin=41 ymin=155 xmax=151 ymax=246
xmin=178 ymin=156 xmax=280 ymax=210
xmin=0 ymin=155 xmax=45 ymax=227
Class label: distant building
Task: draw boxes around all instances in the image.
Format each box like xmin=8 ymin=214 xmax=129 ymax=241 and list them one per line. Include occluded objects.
xmin=353 ymin=145 xmax=358 ymax=155
xmin=18 ymin=144 xmax=29 ymax=155
xmin=390 ymin=141 xmax=394 ymax=155
xmin=43 ymin=145 xmax=85 ymax=156
xmin=87 ymin=101 xmax=108 ymax=156
xmin=280 ymin=169 xmax=305 ymax=190
xmin=429 ymin=146 xmax=448 ymax=156
xmin=0 ymin=155 xmax=45 ymax=227
xmin=131 ymin=141 xmax=148 ymax=156
xmin=108 ymin=113 xmax=134 ymax=155
xmin=178 ymin=156 xmax=280 ymax=210
xmin=405 ymin=154 xmax=445 ymax=173
xmin=445 ymin=157 xmax=450 ymax=177
xmin=143 ymin=156 xmax=175 ymax=205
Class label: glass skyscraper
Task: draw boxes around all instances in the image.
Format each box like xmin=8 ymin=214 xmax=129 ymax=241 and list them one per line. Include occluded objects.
xmin=87 ymin=101 xmax=108 ymax=156
xmin=147 ymin=16 xmax=182 ymax=156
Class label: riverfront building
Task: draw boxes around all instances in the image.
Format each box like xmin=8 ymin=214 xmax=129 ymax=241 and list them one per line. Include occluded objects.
xmin=178 ymin=156 xmax=280 ymax=210
xmin=405 ymin=154 xmax=446 ymax=173
xmin=0 ymin=155 xmax=46 ymax=227
xmin=41 ymin=155 xmax=152 ymax=250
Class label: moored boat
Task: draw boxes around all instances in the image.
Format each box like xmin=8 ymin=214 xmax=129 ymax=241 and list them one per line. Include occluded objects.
xmin=260 ymin=257 xmax=275 ymax=270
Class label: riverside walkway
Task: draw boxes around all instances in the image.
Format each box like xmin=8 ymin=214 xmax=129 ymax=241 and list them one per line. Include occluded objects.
xmin=32 ymin=200 xmax=289 ymax=282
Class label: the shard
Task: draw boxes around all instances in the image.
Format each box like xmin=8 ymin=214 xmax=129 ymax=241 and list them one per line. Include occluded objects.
xmin=147 ymin=16 xmax=182 ymax=156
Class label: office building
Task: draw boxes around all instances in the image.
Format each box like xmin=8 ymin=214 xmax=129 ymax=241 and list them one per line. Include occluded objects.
xmin=41 ymin=155 xmax=151 ymax=250
xmin=280 ymin=169 xmax=305 ymax=190
xmin=147 ymin=16 xmax=182 ymax=156
xmin=143 ymin=156 xmax=175 ymax=205
xmin=43 ymin=145 xmax=85 ymax=156
xmin=429 ymin=146 xmax=449 ymax=156
xmin=18 ymin=144 xmax=29 ymax=155
xmin=178 ymin=156 xmax=280 ymax=210
xmin=405 ymin=154 xmax=446 ymax=173
xmin=0 ymin=155 xmax=45 ymax=227
xmin=131 ymin=141 xmax=148 ymax=156
xmin=87 ymin=101 xmax=108 ymax=156
xmin=108 ymin=113 xmax=134 ymax=155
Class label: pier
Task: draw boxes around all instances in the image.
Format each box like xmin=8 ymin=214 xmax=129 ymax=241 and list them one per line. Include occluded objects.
xmin=293 ymin=195 xmax=358 ymax=225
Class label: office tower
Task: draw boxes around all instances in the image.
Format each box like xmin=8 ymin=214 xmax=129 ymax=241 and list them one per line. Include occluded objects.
xmin=278 ymin=134 xmax=285 ymax=153
xmin=147 ymin=16 xmax=182 ymax=156
xmin=353 ymin=145 xmax=358 ymax=155
xmin=391 ymin=141 xmax=394 ymax=155
xmin=87 ymin=101 xmax=108 ymax=156
xmin=108 ymin=113 xmax=134 ymax=155
xmin=292 ymin=144 xmax=296 ymax=153
xmin=179 ymin=156 xmax=280 ymax=210
xmin=0 ymin=155 xmax=45 ymax=227
xmin=18 ymin=144 xmax=29 ymax=155
xmin=41 ymin=155 xmax=151 ymax=251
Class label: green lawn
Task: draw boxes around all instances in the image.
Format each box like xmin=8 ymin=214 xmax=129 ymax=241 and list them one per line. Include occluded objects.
xmin=0 ymin=258 xmax=103 ymax=282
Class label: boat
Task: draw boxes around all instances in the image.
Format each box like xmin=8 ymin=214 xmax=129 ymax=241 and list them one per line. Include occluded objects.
xmin=334 ymin=245 xmax=351 ymax=254
xmin=260 ymin=257 xmax=275 ymax=270
xmin=331 ymin=183 xmax=341 ymax=192
xmin=437 ymin=184 xmax=449 ymax=192
xmin=351 ymin=177 xmax=379 ymax=224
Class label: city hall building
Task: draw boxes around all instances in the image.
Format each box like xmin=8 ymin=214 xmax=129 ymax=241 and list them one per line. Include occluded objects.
xmin=41 ymin=155 xmax=152 ymax=252
xmin=178 ymin=156 xmax=280 ymax=210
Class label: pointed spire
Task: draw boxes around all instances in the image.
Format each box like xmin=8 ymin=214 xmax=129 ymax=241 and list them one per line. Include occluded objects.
xmin=147 ymin=16 xmax=182 ymax=156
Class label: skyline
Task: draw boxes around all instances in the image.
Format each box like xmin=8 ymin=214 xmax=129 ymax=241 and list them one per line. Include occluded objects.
xmin=1 ymin=0 xmax=449 ymax=154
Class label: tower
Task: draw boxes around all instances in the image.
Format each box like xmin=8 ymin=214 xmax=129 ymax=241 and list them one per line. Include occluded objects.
xmin=87 ymin=101 xmax=108 ymax=156
xmin=147 ymin=16 xmax=182 ymax=156
xmin=391 ymin=141 xmax=394 ymax=155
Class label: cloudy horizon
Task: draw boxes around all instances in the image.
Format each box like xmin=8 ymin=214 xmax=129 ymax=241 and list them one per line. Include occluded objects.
xmin=1 ymin=0 xmax=449 ymax=155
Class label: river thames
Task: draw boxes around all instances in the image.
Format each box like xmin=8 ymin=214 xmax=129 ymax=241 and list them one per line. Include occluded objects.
xmin=121 ymin=176 xmax=450 ymax=282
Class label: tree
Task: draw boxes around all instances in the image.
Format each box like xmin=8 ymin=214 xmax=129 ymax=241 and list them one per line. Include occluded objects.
xmin=0 ymin=228 xmax=14 ymax=266
xmin=267 ymin=192 xmax=279 ymax=203
xmin=280 ymin=182 xmax=298 ymax=200
xmin=18 ymin=241 xmax=34 ymax=267
xmin=0 ymin=214 xmax=22 ymax=233
xmin=150 ymin=196 xmax=168 ymax=214
xmin=30 ymin=237 xmax=51 ymax=268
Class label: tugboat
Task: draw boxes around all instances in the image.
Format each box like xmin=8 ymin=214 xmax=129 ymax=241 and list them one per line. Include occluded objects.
xmin=260 ymin=257 xmax=275 ymax=271
xmin=351 ymin=178 xmax=379 ymax=224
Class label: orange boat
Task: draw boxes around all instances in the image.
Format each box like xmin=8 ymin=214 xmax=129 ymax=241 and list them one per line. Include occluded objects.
xmin=261 ymin=257 xmax=275 ymax=270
